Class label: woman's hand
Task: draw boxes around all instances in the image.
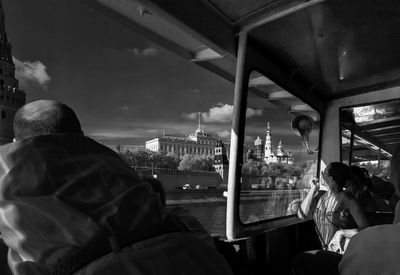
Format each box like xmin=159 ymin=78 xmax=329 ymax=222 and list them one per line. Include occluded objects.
xmin=329 ymin=229 xmax=359 ymax=254
xmin=328 ymin=230 xmax=346 ymax=254
xmin=310 ymin=178 xmax=320 ymax=193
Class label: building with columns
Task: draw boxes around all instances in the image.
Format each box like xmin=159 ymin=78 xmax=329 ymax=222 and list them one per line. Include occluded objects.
xmin=145 ymin=120 xmax=229 ymax=157
xmin=0 ymin=1 xmax=25 ymax=144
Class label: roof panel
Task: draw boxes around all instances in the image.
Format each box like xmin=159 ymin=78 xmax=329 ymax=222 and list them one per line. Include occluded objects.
xmin=250 ymin=0 xmax=400 ymax=98
xmin=204 ymin=0 xmax=281 ymax=21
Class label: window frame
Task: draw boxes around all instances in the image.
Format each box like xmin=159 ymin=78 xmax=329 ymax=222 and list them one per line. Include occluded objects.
xmin=226 ymin=34 xmax=325 ymax=240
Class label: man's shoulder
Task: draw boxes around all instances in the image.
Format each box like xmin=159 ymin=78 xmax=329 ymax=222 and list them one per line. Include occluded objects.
xmin=347 ymin=223 xmax=400 ymax=251
xmin=354 ymin=224 xmax=399 ymax=240
xmin=340 ymin=224 xmax=400 ymax=275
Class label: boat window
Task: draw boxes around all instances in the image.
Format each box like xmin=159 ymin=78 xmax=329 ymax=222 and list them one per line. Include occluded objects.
xmin=9 ymin=1 xmax=234 ymax=237
xmin=239 ymin=71 xmax=320 ymax=224
xmin=340 ymin=100 xmax=400 ymax=177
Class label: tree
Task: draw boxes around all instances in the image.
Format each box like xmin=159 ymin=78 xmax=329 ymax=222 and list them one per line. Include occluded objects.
xmin=117 ymin=148 xmax=180 ymax=169
xmin=178 ymin=154 xmax=214 ymax=171
xmin=242 ymin=161 xmax=259 ymax=175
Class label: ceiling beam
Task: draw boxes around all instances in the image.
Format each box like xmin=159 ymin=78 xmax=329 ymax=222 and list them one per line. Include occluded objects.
xmin=360 ymin=118 xmax=400 ymax=131
xmin=249 ymin=76 xmax=274 ymax=87
xmin=343 ymin=123 xmax=392 ymax=154
xmin=134 ymin=0 xmax=236 ymax=56
xmin=368 ymin=126 xmax=400 ymax=135
xmin=266 ymin=90 xmax=296 ymax=100
xmin=191 ymin=47 xmax=223 ymax=62
xmin=358 ymin=115 xmax=400 ymax=127
xmin=289 ymin=104 xmax=315 ymax=112
xmin=235 ymin=0 xmax=326 ymax=33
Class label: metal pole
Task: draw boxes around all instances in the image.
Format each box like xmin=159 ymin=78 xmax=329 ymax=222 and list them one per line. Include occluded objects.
xmin=377 ymin=148 xmax=381 ymax=174
xmin=348 ymin=128 xmax=355 ymax=165
xmin=226 ymin=32 xmax=248 ymax=240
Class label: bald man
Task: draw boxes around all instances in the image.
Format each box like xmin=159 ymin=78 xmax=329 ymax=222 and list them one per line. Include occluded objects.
xmin=13 ymin=99 xmax=83 ymax=141
xmin=0 ymin=100 xmax=232 ymax=275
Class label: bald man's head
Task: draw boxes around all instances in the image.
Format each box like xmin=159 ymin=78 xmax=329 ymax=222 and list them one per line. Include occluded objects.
xmin=13 ymin=100 xmax=83 ymax=141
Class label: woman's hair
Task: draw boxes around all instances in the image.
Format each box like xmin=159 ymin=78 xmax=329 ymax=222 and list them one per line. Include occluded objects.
xmin=349 ymin=166 xmax=365 ymax=189
xmin=326 ymin=162 xmax=350 ymax=190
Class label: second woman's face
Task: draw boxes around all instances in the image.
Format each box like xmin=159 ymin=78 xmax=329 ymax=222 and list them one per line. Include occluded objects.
xmin=321 ymin=166 xmax=333 ymax=189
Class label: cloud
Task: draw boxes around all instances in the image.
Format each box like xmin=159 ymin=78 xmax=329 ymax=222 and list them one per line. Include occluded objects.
xmin=186 ymin=89 xmax=200 ymax=93
xmin=128 ymin=46 xmax=160 ymax=56
xmin=13 ymin=56 xmax=51 ymax=89
xmin=182 ymin=112 xmax=198 ymax=120
xmin=89 ymin=128 xmax=160 ymax=139
xmin=246 ymin=108 xmax=262 ymax=117
xmin=119 ymin=105 xmax=129 ymax=110
xmin=182 ymin=103 xmax=262 ymax=123
xmin=217 ymin=130 xmax=230 ymax=139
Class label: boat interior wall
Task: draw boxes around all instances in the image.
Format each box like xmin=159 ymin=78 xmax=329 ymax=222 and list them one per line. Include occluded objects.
xmin=216 ymin=220 xmax=321 ymax=275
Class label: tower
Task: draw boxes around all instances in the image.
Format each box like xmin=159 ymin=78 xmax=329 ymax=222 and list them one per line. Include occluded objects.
xmin=213 ymin=140 xmax=229 ymax=187
xmin=264 ymin=122 xmax=272 ymax=163
xmin=0 ymin=1 xmax=25 ymax=144
xmin=277 ymin=140 xmax=284 ymax=157
xmin=254 ymin=136 xmax=264 ymax=160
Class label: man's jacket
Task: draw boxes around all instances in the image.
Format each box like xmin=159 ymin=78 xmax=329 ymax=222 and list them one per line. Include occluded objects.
xmin=0 ymin=134 xmax=232 ymax=274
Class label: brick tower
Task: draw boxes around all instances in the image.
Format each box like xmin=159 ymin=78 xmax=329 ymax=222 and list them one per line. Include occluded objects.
xmin=0 ymin=0 xmax=25 ymax=144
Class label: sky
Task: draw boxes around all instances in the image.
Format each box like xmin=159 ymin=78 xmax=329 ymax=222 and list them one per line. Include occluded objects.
xmin=3 ymin=0 xmax=318 ymax=161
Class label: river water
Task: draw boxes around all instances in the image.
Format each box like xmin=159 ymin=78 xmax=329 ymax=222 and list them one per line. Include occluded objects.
xmin=167 ymin=190 xmax=307 ymax=236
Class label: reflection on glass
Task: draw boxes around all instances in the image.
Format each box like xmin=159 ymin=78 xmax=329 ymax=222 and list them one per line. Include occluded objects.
xmin=239 ymin=71 xmax=320 ymax=224
xmin=340 ymin=100 xmax=400 ymax=178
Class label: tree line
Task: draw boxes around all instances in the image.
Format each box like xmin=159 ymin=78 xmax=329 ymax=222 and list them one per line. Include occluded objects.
xmin=116 ymin=146 xmax=215 ymax=172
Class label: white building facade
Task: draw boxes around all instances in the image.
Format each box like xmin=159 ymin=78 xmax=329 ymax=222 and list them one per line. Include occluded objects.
xmin=146 ymin=126 xmax=229 ymax=157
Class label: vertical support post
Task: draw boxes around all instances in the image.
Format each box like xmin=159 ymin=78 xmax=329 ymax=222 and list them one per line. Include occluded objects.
xmin=377 ymin=148 xmax=381 ymax=173
xmin=226 ymin=32 xmax=249 ymax=240
xmin=348 ymin=128 xmax=355 ymax=165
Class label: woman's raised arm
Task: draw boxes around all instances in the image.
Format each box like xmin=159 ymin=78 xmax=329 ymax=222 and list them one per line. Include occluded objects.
xmin=298 ymin=178 xmax=321 ymax=219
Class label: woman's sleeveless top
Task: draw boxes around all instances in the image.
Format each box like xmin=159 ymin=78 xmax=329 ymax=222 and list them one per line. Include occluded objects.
xmin=313 ymin=192 xmax=357 ymax=248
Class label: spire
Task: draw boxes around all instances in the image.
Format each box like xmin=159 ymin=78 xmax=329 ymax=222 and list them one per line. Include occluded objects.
xmin=0 ymin=0 xmax=26 ymax=145
xmin=198 ymin=112 xmax=201 ymax=130
xmin=264 ymin=121 xmax=272 ymax=162
xmin=195 ymin=112 xmax=204 ymax=135
xmin=0 ymin=0 xmax=13 ymax=65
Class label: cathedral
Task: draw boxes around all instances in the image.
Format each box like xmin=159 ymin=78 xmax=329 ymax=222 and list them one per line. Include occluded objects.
xmin=0 ymin=1 xmax=25 ymax=144
xmin=254 ymin=122 xmax=294 ymax=165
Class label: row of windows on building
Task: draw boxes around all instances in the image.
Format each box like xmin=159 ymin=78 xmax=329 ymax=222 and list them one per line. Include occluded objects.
xmin=0 ymin=94 xmax=23 ymax=105
xmin=0 ymin=67 xmax=13 ymax=78
xmin=0 ymin=80 xmax=17 ymax=92
xmin=195 ymin=139 xmax=218 ymax=146
xmin=161 ymin=138 xmax=218 ymax=146
xmin=160 ymin=144 xmax=215 ymax=155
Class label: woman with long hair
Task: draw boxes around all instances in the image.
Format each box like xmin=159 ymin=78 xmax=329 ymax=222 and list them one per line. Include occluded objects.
xmin=292 ymin=162 xmax=369 ymax=275
xmin=298 ymin=162 xmax=369 ymax=252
